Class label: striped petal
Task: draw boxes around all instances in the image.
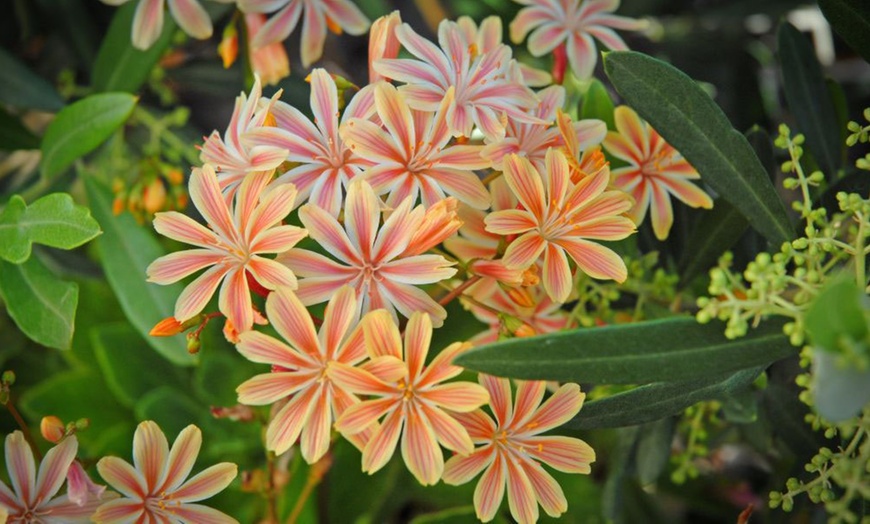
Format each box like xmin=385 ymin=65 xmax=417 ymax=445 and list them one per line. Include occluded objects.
xmin=96 ymin=457 xmax=146 ymax=499
xmin=336 ymin=396 xmax=397 ymax=436
xmin=473 ymin=454 xmax=506 ymax=522
xmin=171 ymin=462 xmax=237 ymax=502
xmin=147 ymin=250 xmax=224 ymax=284
xmin=300 ymin=386 xmax=332 ymax=463
xmin=443 ymin=446 xmax=494 ymax=485
xmin=521 ymin=459 xmax=568 ymax=518
xmin=542 ymin=243 xmax=572 ymax=303
xmin=167 ymin=0 xmax=212 ymax=39
xmin=510 ymin=381 xmax=547 ymax=429
xmin=266 ymin=287 xmax=320 ymax=355
xmin=524 ymin=436 xmax=595 ymax=473
xmin=247 ymin=256 xmax=298 ymax=290
xmin=237 ymin=372 xmax=313 ymax=405
xmin=361 ymin=407 xmax=403 ymax=474
xmin=5 ymin=431 xmax=34 ymax=504
xmin=424 ymin=382 xmax=490 ymax=413
xmin=505 ymin=455 xmax=539 ymax=524
xmin=92 ymin=498 xmax=145 ymax=522
xmin=422 ymin=404 xmax=474 ymax=454
xmin=299 ymin=0 xmax=327 ymax=67
xmin=502 ymin=232 xmax=546 ymax=269
xmin=173 ymin=503 xmax=238 ymax=524
xmin=298 ymin=204 xmax=360 ymax=265
xmin=502 ymin=155 xmax=546 ymax=219
xmin=265 ymin=385 xmax=318 ymax=454
xmin=35 ymin=435 xmax=78 ymax=501
xmin=218 ymin=268 xmax=253 ymax=334
xmin=566 ymin=32 xmax=598 ymax=80
xmin=401 ymin=404 xmax=443 ymax=485
xmin=557 ymin=238 xmax=627 ymax=282
xmin=525 ymin=383 xmax=584 ymax=434
xmin=481 ymin=375 xmax=513 ymax=425
xmin=160 ymin=425 xmax=202 ymax=494
xmin=131 ymin=0 xmax=164 ymax=50
xmin=236 ymin=330 xmax=311 ymax=369
xmin=133 ymin=421 xmax=169 ymax=491
xmin=189 ymin=165 xmax=238 ymax=245
xmin=485 ymin=209 xmax=537 ymax=235
xmin=153 ymin=212 xmax=221 ymax=249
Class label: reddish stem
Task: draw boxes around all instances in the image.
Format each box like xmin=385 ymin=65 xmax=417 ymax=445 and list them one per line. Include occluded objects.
xmin=4 ymin=400 xmax=42 ymax=460
xmin=552 ymin=42 xmax=568 ymax=85
xmin=438 ymin=276 xmax=482 ymax=308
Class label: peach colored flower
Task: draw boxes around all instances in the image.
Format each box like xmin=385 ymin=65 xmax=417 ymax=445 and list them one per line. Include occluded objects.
xmin=510 ymin=0 xmax=646 ymax=79
xmin=147 ymin=165 xmax=306 ymax=335
xmin=373 ymin=20 xmax=540 ymax=141
xmin=456 ymin=15 xmax=551 ymax=87
xmin=244 ymin=69 xmax=375 ymax=217
xmin=94 ymin=421 xmax=237 ymax=523
xmin=236 ymin=286 xmax=381 ymax=460
xmin=332 ymin=311 xmax=490 ymax=485
xmin=101 ymin=0 xmax=212 ymax=50
xmin=199 ymin=76 xmax=288 ymax=197
xmin=239 ymin=0 xmax=370 ymax=68
xmin=279 ymin=180 xmax=456 ymax=326
xmin=341 ymin=82 xmax=491 ymax=210
xmin=245 ymin=13 xmax=291 ymax=85
xmin=484 ymin=149 xmax=635 ymax=303
xmin=443 ymin=376 xmax=595 ymax=523
xmin=0 ymin=433 xmax=109 ymax=522
xmin=556 ymin=109 xmax=609 ymax=183
xmin=466 ymin=283 xmax=573 ymax=345
xmin=368 ymin=10 xmax=402 ymax=83
xmin=603 ymin=105 xmax=713 ymax=240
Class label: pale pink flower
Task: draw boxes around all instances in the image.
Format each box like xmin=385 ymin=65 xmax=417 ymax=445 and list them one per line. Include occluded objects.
xmin=94 ymin=421 xmax=237 ymax=523
xmin=443 ymin=377 xmax=594 ymax=523
xmin=373 ymin=20 xmax=541 ymax=141
xmin=147 ymin=164 xmax=306 ymax=335
xmin=332 ymin=311 xmax=490 ymax=485
xmin=245 ymin=14 xmax=291 ymax=85
xmin=200 ymin=76 xmax=289 ymax=198
xmin=66 ymin=462 xmax=108 ymax=508
xmin=603 ymin=105 xmax=713 ymax=240
xmin=368 ymin=10 xmax=402 ymax=83
xmin=466 ymin=283 xmax=573 ymax=345
xmin=0 ymin=433 xmax=108 ymax=522
xmin=101 ymin=0 xmax=212 ymax=50
xmin=238 ymin=0 xmax=370 ymax=68
xmin=484 ymin=149 xmax=635 ymax=303
xmin=456 ymin=15 xmax=551 ymax=87
xmin=244 ymin=69 xmax=375 ymax=217
xmin=341 ymin=82 xmax=491 ymax=210
xmin=278 ymin=180 xmax=456 ymax=326
xmin=510 ymin=0 xmax=646 ymax=80
xmin=235 ymin=286 xmax=380 ymax=461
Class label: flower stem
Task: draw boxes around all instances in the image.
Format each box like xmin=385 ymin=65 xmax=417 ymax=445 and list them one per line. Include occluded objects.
xmin=285 ymin=453 xmax=333 ymax=524
xmin=3 ymin=399 xmax=42 ymax=460
xmin=438 ymin=275 xmax=481 ymax=308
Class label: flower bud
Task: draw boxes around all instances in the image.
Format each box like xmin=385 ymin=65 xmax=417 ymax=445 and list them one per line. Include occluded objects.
xmin=150 ymin=316 xmax=184 ymax=337
xmin=40 ymin=416 xmax=65 ymax=443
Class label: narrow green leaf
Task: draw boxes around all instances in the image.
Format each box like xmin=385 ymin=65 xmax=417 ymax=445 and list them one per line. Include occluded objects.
xmin=678 ymin=199 xmax=748 ymax=287
xmin=762 ymin=382 xmax=824 ymax=458
xmin=0 ymin=48 xmax=64 ymax=111
xmin=85 ymin=177 xmax=195 ymax=365
xmin=0 ymin=256 xmax=78 ymax=350
xmin=568 ymin=367 xmax=764 ymax=429
xmin=819 ymin=0 xmax=870 ymax=65
xmin=635 ymin=417 xmax=676 ymax=485
xmin=92 ymin=2 xmax=176 ymax=93
xmin=778 ymin=22 xmax=842 ymax=175
xmin=455 ymin=318 xmax=794 ymax=385
xmin=603 ymin=51 xmax=792 ymax=245
xmin=581 ymin=78 xmax=616 ymax=130
xmin=40 ymin=93 xmax=137 ymax=180
xmin=0 ymin=108 xmax=40 ymax=151
xmin=0 ymin=194 xmax=101 ymax=264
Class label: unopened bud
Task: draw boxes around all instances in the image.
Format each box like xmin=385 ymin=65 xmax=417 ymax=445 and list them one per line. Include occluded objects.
xmin=142 ymin=178 xmax=167 ymax=214
xmin=41 ymin=416 xmax=66 ymax=443
xmin=2 ymin=370 xmax=15 ymax=386
xmin=187 ymin=332 xmax=201 ymax=354
xmin=75 ymin=418 xmax=90 ymax=431
xmin=218 ymin=22 xmax=239 ymax=69
xmin=506 ymin=286 xmax=535 ymax=308
xmin=150 ymin=316 xmax=184 ymax=337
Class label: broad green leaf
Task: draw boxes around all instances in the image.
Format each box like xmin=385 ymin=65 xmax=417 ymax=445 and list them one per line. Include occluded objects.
xmin=0 ymin=194 xmax=101 ymax=264
xmin=92 ymin=323 xmax=185 ymax=408
xmin=92 ymin=2 xmax=176 ymax=93
xmin=721 ymin=388 xmax=759 ymax=423
xmin=762 ymin=382 xmax=824 ymax=458
xmin=135 ymin=386 xmax=204 ymax=438
xmin=0 ymin=108 xmax=40 ymax=151
xmin=635 ymin=417 xmax=676 ymax=485
xmin=778 ymin=22 xmax=842 ymax=176
xmin=568 ymin=367 xmax=764 ymax=429
xmin=805 ymin=276 xmax=869 ymax=352
xmin=0 ymin=256 xmax=78 ymax=350
xmin=0 ymin=48 xmax=64 ymax=111
xmin=455 ymin=318 xmax=794 ymax=385
xmin=85 ymin=177 xmax=195 ymax=365
xmin=812 ymin=351 xmax=870 ymax=422
xmin=602 ymin=426 xmax=640 ymax=521
xmin=40 ymin=93 xmax=137 ymax=180
xmin=819 ymin=0 xmax=870 ymax=64
xmin=581 ymin=78 xmax=616 ymax=130
xmin=678 ymin=199 xmax=748 ymax=287
xmin=603 ymin=51 xmax=793 ymax=245
xmin=194 ymin=325 xmax=261 ymax=406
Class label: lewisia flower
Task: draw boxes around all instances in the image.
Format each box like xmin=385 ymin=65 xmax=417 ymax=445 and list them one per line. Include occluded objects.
xmin=0 ymin=433 xmax=109 ymax=522
xmin=443 ymin=376 xmax=595 ymax=523
xmin=245 ymin=69 xmax=375 ymax=217
xmin=373 ymin=20 xmax=540 ymax=141
xmin=332 ymin=311 xmax=490 ymax=485
xmin=235 ymin=286 xmax=375 ymax=461
xmin=147 ymin=165 xmax=307 ymax=336
xmin=368 ymin=10 xmax=402 ymax=83
xmin=510 ymin=0 xmax=646 ymax=80
xmin=279 ymin=180 xmax=457 ymax=326
xmin=94 ymin=421 xmax=237 ymax=523
xmin=238 ymin=0 xmax=370 ymax=67
xmin=485 ymin=149 xmax=635 ymax=303
xmin=603 ymin=105 xmax=713 ymax=240
xmin=456 ymin=15 xmax=551 ymax=87
xmin=199 ymin=76 xmax=289 ymax=198
xmin=245 ymin=13 xmax=292 ymax=85
xmin=101 ymin=0 xmax=212 ymax=50
xmin=465 ymin=283 xmax=573 ymax=345
xmin=340 ymin=82 xmax=491 ymax=210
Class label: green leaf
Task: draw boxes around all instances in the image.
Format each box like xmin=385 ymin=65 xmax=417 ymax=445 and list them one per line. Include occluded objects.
xmin=455 ymin=318 xmax=794 ymax=385
xmin=678 ymin=199 xmax=748 ymax=287
xmin=40 ymin=93 xmax=137 ymax=180
xmin=92 ymin=2 xmax=176 ymax=93
xmin=581 ymin=78 xmax=616 ymax=130
xmin=635 ymin=417 xmax=676 ymax=485
xmin=135 ymin=386 xmax=204 ymax=439
xmin=0 ymin=256 xmax=78 ymax=350
xmin=819 ymin=0 xmax=870 ymax=65
xmin=92 ymin=323 xmax=185 ymax=408
xmin=0 ymin=108 xmax=40 ymax=151
xmin=85 ymin=177 xmax=195 ymax=365
xmin=410 ymin=507 xmax=478 ymax=524
xmin=603 ymin=51 xmax=793 ymax=245
xmin=805 ymin=276 xmax=869 ymax=352
xmin=0 ymin=48 xmax=64 ymax=111
xmin=778 ymin=22 xmax=842 ymax=176
xmin=812 ymin=351 xmax=870 ymax=422
xmin=568 ymin=367 xmax=764 ymax=429
xmin=0 ymin=194 xmax=101 ymax=264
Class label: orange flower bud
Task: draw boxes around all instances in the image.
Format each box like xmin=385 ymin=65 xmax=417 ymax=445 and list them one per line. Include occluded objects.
xmin=112 ymin=197 xmax=125 ymax=216
xmin=150 ymin=316 xmax=184 ymax=337
xmin=506 ymin=286 xmax=536 ymax=308
xmin=40 ymin=416 xmax=65 ymax=443
xmin=218 ymin=22 xmax=239 ymax=69
xmin=142 ymin=178 xmax=167 ymax=214
xmin=521 ymin=266 xmax=540 ymax=287
xmin=514 ymin=323 xmax=537 ymax=338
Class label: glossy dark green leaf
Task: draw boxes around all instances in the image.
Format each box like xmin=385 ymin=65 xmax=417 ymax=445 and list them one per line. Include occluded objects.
xmin=778 ymin=22 xmax=842 ymax=176
xmin=819 ymin=0 xmax=870 ymax=64
xmin=40 ymin=93 xmax=137 ymax=180
xmin=455 ymin=318 xmax=794 ymax=385
xmin=568 ymin=367 xmax=764 ymax=429
xmin=92 ymin=2 xmax=176 ymax=93
xmin=0 ymin=48 xmax=64 ymax=111
xmin=0 ymin=256 xmax=78 ymax=350
xmin=678 ymin=199 xmax=748 ymax=287
xmin=0 ymin=108 xmax=40 ymax=151
xmin=603 ymin=51 xmax=793 ymax=245
xmin=805 ymin=276 xmax=868 ymax=352
xmin=635 ymin=417 xmax=676 ymax=485
xmin=812 ymin=350 xmax=870 ymax=422
xmin=581 ymin=78 xmax=616 ymax=130
xmin=85 ymin=177 xmax=195 ymax=365
xmin=0 ymin=194 xmax=101 ymax=264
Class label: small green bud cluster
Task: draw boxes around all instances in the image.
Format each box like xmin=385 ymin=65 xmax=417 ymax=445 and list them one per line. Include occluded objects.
xmin=845 ymin=108 xmax=870 ymax=147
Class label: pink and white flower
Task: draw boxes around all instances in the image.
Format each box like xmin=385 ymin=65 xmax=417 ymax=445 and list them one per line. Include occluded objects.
xmin=147 ymin=164 xmax=307 ymax=336
xmin=466 ymin=283 xmax=573 ymax=345
xmin=332 ymin=311 xmax=490 ymax=485
xmin=94 ymin=421 xmax=237 ymax=523
xmin=603 ymin=105 xmax=713 ymax=240
xmin=245 ymin=13 xmax=291 ymax=85
xmin=456 ymin=15 xmax=551 ymax=87
xmin=100 ymin=0 xmax=212 ymax=50
xmin=368 ymin=11 xmax=402 ymax=83
xmin=443 ymin=376 xmax=595 ymax=523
